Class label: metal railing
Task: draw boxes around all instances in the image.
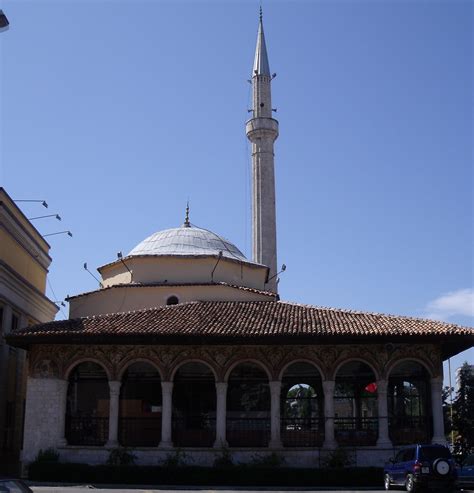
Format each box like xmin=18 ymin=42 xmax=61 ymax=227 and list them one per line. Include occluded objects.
xmin=226 ymin=417 xmax=270 ymax=447
xmin=389 ymin=416 xmax=432 ymax=445
xmin=65 ymin=416 xmax=109 ymax=446
xmin=281 ymin=418 xmax=324 ymax=447
xmin=172 ymin=415 xmax=215 ymax=447
xmin=119 ymin=417 xmax=161 ymax=447
xmin=334 ymin=417 xmax=378 ymax=446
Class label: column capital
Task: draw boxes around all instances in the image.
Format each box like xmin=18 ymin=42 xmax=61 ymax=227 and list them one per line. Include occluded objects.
xmin=430 ymin=376 xmax=443 ymax=387
xmin=322 ymin=380 xmax=335 ymax=394
xmin=269 ymin=380 xmax=281 ymax=395
xmin=215 ymin=382 xmax=228 ymax=393
xmin=376 ymin=379 xmax=388 ymax=394
xmin=161 ymin=381 xmax=173 ymax=394
xmin=108 ymin=380 xmax=121 ymax=395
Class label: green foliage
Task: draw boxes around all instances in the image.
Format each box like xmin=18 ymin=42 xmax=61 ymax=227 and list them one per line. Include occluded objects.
xmin=106 ymin=447 xmax=136 ymax=466
xmin=213 ymin=446 xmax=233 ymax=468
xmin=452 ymin=362 xmax=474 ymax=461
xmin=442 ymin=385 xmax=454 ymax=439
xmin=249 ymin=452 xmax=285 ymax=467
xmin=321 ymin=448 xmax=355 ymax=468
xmin=28 ymin=462 xmax=384 ymax=486
xmin=161 ymin=448 xmax=191 ymax=468
xmin=34 ymin=448 xmax=60 ymax=463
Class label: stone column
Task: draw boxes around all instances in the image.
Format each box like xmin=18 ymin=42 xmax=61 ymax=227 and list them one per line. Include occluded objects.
xmin=269 ymin=381 xmax=282 ymax=448
xmin=214 ymin=382 xmax=228 ymax=448
xmin=159 ymin=381 xmax=173 ymax=448
xmin=431 ymin=376 xmax=447 ymax=445
xmin=376 ymin=379 xmax=392 ymax=447
xmin=57 ymin=380 xmax=69 ymax=446
xmin=323 ymin=380 xmax=336 ymax=449
xmin=105 ymin=381 xmax=121 ymax=447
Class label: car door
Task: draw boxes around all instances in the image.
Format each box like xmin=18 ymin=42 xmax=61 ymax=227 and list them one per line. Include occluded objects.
xmin=460 ymin=455 xmax=474 ymax=486
xmin=400 ymin=447 xmax=416 ymax=483
xmin=391 ymin=449 xmax=407 ymax=484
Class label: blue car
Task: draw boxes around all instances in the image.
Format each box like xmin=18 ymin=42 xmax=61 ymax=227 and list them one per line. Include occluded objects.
xmin=457 ymin=454 xmax=474 ymax=489
xmin=384 ymin=444 xmax=457 ymax=491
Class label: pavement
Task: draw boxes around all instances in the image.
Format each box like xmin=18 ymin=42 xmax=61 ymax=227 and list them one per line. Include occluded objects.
xmin=27 ymin=485 xmax=474 ymax=493
xmin=29 ymin=488 xmax=389 ymax=493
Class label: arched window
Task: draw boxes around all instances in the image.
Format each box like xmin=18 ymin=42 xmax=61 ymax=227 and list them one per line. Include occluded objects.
xmin=226 ymin=362 xmax=270 ymax=447
xmin=334 ymin=361 xmax=378 ymax=446
xmin=167 ymin=296 xmax=179 ymax=306
xmin=119 ymin=362 xmax=162 ymax=446
xmin=172 ymin=362 xmax=216 ymax=446
xmin=66 ymin=362 xmax=109 ymax=446
xmin=281 ymin=362 xmax=324 ymax=447
xmin=388 ymin=361 xmax=431 ymax=445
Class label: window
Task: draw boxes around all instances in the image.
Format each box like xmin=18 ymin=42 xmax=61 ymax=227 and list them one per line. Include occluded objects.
xmin=402 ymin=448 xmax=416 ymax=462
xmin=11 ymin=313 xmax=19 ymax=332
xmin=166 ymin=296 xmax=179 ymax=306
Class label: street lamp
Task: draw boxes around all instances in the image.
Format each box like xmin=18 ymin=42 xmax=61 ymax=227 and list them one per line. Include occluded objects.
xmin=0 ymin=10 xmax=9 ymax=32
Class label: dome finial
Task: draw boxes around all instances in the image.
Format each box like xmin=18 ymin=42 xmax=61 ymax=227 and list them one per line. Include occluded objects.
xmin=259 ymin=5 xmax=263 ymax=22
xmin=183 ymin=201 xmax=191 ymax=227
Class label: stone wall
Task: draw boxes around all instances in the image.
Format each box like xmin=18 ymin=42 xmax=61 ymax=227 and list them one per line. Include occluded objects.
xmin=22 ymin=377 xmax=66 ymax=463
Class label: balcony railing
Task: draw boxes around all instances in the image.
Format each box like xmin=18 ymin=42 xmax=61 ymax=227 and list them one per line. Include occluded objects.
xmin=226 ymin=417 xmax=270 ymax=447
xmin=119 ymin=417 xmax=161 ymax=447
xmin=281 ymin=418 xmax=324 ymax=447
xmin=65 ymin=416 xmax=108 ymax=446
xmin=389 ymin=416 xmax=431 ymax=445
xmin=172 ymin=415 xmax=215 ymax=447
xmin=334 ymin=417 xmax=378 ymax=446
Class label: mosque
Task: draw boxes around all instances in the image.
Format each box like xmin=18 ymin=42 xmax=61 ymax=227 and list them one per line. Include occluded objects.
xmin=8 ymin=12 xmax=473 ymax=468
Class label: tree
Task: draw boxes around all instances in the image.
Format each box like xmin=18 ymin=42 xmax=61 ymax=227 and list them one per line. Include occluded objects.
xmin=442 ymin=385 xmax=453 ymax=441
xmin=452 ymin=362 xmax=474 ymax=462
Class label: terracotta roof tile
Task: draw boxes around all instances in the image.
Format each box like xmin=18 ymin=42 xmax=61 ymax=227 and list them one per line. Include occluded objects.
xmin=7 ymin=301 xmax=473 ymax=346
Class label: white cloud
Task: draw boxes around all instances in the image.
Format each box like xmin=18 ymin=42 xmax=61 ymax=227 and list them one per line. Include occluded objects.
xmin=425 ymin=288 xmax=474 ymax=321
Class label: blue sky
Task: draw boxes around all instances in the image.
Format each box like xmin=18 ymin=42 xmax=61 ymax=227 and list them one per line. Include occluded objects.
xmin=0 ymin=0 xmax=472 ymax=386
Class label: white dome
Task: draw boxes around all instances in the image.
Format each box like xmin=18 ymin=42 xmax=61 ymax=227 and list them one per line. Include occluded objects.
xmin=128 ymin=225 xmax=248 ymax=262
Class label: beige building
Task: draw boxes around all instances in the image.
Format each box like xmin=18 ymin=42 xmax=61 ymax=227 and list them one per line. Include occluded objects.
xmin=0 ymin=187 xmax=58 ymax=472
xmin=6 ymin=13 xmax=474 ymax=470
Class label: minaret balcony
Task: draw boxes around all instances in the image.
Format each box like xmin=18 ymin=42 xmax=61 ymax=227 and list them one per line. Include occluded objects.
xmin=245 ymin=117 xmax=279 ymax=142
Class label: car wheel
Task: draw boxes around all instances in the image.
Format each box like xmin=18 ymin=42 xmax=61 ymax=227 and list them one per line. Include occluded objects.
xmin=384 ymin=473 xmax=392 ymax=490
xmin=405 ymin=473 xmax=418 ymax=492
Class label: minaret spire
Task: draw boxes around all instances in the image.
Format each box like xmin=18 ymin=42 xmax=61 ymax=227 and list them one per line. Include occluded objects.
xmin=253 ymin=8 xmax=270 ymax=77
xmin=183 ymin=201 xmax=191 ymax=228
xmin=246 ymin=10 xmax=279 ymax=292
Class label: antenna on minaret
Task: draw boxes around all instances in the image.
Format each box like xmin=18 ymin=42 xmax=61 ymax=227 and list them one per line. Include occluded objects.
xmin=183 ymin=201 xmax=191 ymax=227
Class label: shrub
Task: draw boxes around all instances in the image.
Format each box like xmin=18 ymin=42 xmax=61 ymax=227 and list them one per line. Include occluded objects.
xmin=249 ymin=452 xmax=285 ymax=467
xmin=106 ymin=447 xmax=136 ymax=466
xmin=213 ymin=446 xmax=233 ymax=467
xmin=321 ymin=447 xmax=355 ymax=468
xmin=161 ymin=448 xmax=191 ymax=468
xmin=34 ymin=448 xmax=59 ymax=463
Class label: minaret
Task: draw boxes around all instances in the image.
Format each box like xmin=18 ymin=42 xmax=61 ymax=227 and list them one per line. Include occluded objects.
xmin=246 ymin=9 xmax=279 ymax=293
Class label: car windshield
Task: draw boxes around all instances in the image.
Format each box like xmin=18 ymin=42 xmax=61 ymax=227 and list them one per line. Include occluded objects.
xmin=419 ymin=446 xmax=451 ymax=460
xmin=0 ymin=480 xmax=32 ymax=493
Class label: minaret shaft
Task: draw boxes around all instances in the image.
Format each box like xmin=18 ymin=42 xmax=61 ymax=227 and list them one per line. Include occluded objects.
xmin=246 ymin=15 xmax=279 ymax=293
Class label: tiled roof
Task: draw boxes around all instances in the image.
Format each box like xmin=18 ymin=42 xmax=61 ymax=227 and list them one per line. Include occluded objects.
xmin=66 ymin=282 xmax=277 ymax=301
xmin=7 ymin=301 xmax=473 ymax=347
